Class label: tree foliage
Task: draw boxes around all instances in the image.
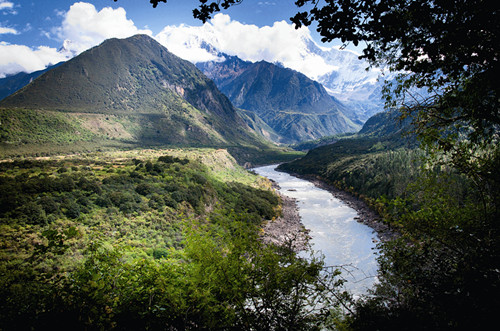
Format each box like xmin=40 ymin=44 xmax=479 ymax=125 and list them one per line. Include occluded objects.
xmin=281 ymin=124 xmax=500 ymax=329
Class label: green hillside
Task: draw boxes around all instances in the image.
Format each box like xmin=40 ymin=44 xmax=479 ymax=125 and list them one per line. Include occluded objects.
xmin=0 ymin=148 xmax=343 ymax=329
xmin=279 ymin=110 xmax=417 ymax=199
xmin=0 ymin=35 xmax=297 ymax=164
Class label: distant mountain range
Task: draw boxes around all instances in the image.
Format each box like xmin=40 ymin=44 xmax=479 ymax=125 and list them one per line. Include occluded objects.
xmin=197 ymin=56 xmax=361 ymax=143
xmin=0 ymin=33 xmax=389 ymax=149
xmin=0 ymin=53 xmax=363 ymax=145
xmin=0 ymin=35 xmax=280 ymax=162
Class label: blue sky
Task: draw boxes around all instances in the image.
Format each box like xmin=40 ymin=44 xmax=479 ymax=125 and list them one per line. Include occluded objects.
xmin=1 ymin=1 xmax=304 ymax=49
xmin=0 ymin=1 xmax=359 ymax=79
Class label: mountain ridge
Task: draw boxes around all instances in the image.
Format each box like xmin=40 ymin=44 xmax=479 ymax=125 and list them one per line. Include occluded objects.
xmin=165 ymin=29 xmax=387 ymax=120
xmin=0 ymin=62 xmax=64 ymax=101
xmin=197 ymin=55 xmax=361 ymax=143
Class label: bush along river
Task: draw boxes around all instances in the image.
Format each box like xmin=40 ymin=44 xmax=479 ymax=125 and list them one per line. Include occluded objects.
xmin=254 ymin=164 xmax=380 ymax=297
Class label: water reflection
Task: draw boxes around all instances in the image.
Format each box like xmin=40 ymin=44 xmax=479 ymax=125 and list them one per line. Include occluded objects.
xmin=254 ymin=164 xmax=379 ymax=296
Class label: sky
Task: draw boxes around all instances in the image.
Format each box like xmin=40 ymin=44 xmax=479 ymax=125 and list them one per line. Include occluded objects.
xmin=0 ymin=0 xmax=359 ymax=79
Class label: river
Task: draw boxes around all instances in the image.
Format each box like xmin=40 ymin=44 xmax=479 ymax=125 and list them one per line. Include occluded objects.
xmin=254 ymin=164 xmax=379 ymax=297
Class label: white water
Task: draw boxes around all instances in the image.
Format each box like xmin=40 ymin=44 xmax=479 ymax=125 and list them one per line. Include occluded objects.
xmin=254 ymin=164 xmax=379 ymax=296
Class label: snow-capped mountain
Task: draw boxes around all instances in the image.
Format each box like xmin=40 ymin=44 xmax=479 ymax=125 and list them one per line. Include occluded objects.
xmin=154 ymin=16 xmax=387 ymax=121
xmin=303 ymin=39 xmax=387 ymax=121
xmin=303 ymin=38 xmax=382 ymax=99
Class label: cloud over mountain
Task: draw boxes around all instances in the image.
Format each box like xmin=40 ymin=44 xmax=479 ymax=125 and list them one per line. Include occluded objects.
xmin=155 ymin=14 xmax=336 ymax=80
xmin=0 ymin=2 xmax=151 ymax=77
xmin=54 ymin=2 xmax=152 ymax=56
xmin=154 ymin=13 xmax=385 ymax=116
xmin=0 ymin=43 xmax=68 ymax=78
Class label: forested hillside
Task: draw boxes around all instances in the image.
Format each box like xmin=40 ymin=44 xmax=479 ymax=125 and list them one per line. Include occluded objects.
xmin=0 ymin=148 xmax=345 ymax=329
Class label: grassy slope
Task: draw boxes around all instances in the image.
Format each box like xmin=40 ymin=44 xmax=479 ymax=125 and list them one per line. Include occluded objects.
xmin=0 ymin=108 xmax=304 ymax=164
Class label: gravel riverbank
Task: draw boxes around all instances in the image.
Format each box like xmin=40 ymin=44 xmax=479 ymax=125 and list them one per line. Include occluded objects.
xmin=260 ymin=181 xmax=310 ymax=252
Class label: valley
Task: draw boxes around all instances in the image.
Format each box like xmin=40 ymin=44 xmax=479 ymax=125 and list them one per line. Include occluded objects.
xmin=1 ymin=3 xmax=499 ymax=325
xmin=254 ymin=165 xmax=379 ymax=297
xmin=1 ymin=34 xmax=363 ymax=329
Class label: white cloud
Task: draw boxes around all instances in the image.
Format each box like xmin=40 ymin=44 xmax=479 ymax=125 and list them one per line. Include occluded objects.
xmin=0 ymin=2 xmax=153 ymax=77
xmin=0 ymin=43 xmax=69 ymax=78
xmin=154 ymin=24 xmax=224 ymax=63
xmin=54 ymin=2 xmax=152 ymax=55
xmin=0 ymin=26 xmax=16 ymax=34
xmin=155 ymin=14 xmax=335 ymax=80
xmin=0 ymin=0 xmax=14 ymax=11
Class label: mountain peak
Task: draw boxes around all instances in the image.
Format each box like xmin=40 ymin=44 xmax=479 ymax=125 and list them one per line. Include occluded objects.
xmin=1 ymin=34 xmax=215 ymax=114
xmin=0 ymin=34 xmax=268 ymax=155
xmin=197 ymin=56 xmax=361 ymax=143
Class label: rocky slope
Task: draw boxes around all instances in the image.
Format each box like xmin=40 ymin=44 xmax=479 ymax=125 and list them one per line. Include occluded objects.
xmin=198 ymin=56 xmax=361 ymax=144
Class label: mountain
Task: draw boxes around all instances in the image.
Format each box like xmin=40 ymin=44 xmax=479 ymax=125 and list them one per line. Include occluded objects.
xmin=358 ymin=110 xmax=413 ymax=139
xmin=302 ymin=39 xmax=386 ymax=121
xmin=290 ymin=109 xmax=416 ymax=151
xmin=0 ymin=62 xmax=63 ymax=101
xmin=0 ymin=35 xmax=284 ymax=163
xmin=197 ymin=56 xmax=361 ymax=144
xmin=157 ymin=28 xmax=387 ymax=121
